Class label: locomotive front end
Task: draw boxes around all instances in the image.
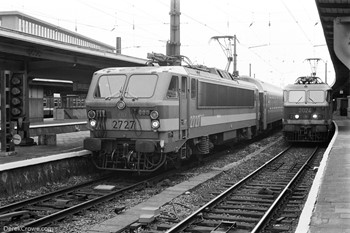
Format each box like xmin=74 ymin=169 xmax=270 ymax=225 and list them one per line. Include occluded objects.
xmin=83 ymin=67 xmax=170 ymax=172
xmin=282 ymin=78 xmax=333 ymax=142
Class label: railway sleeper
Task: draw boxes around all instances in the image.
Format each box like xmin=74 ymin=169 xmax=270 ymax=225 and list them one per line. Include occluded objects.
xmin=228 ymin=197 xmax=274 ymax=203
xmin=270 ymin=224 xmax=291 ymax=232
xmin=218 ymin=204 xmax=268 ymax=212
xmin=74 ymin=191 xmax=110 ymax=197
xmin=283 ymin=208 xmax=301 ymax=213
xmin=208 ymin=209 xmax=264 ymax=218
xmin=183 ymin=225 xmax=217 ymax=233
xmin=233 ymin=193 xmax=275 ymax=199
xmin=204 ymin=213 xmax=259 ymax=223
xmin=199 ymin=219 xmax=254 ymax=230
xmin=289 ymin=194 xmax=306 ymax=200
xmin=248 ymin=182 xmax=288 ymax=187
xmin=286 ymin=203 xmax=301 ymax=208
xmin=294 ymin=187 xmax=309 ymax=192
xmin=243 ymin=185 xmax=281 ymax=192
xmin=279 ymin=213 xmax=299 ymax=218
xmin=225 ymin=200 xmax=271 ymax=207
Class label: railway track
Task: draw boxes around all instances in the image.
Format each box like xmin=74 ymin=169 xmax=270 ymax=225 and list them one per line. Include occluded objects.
xmin=164 ymin=145 xmax=321 ymax=233
xmin=0 ymin=173 xmax=168 ymax=232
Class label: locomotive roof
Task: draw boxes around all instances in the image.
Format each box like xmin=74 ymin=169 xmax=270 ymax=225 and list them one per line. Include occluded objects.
xmin=95 ymin=66 xmax=257 ymax=89
xmin=97 ymin=66 xmax=189 ymax=75
xmin=283 ymin=83 xmax=332 ymax=91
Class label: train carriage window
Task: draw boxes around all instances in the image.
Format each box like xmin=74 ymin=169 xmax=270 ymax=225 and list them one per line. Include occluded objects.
xmin=308 ymin=90 xmax=325 ymax=103
xmin=167 ymin=76 xmax=178 ymax=98
xmin=95 ymin=75 xmax=126 ymax=98
xmin=191 ymin=78 xmax=196 ymax=99
xmin=288 ymin=90 xmax=305 ymax=103
xmin=125 ymin=74 xmax=157 ymax=98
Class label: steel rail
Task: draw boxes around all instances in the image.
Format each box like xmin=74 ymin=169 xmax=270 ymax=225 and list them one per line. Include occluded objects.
xmin=7 ymin=175 xmax=158 ymax=231
xmin=251 ymin=146 xmax=319 ymax=232
xmin=0 ymin=175 xmax=112 ymax=214
xmin=165 ymin=145 xmax=292 ymax=233
xmin=20 ymin=180 xmax=145 ymax=228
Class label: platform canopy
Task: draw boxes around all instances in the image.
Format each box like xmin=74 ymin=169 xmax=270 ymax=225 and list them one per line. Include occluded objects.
xmin=315 ymin=0 xmax=350 ymax=97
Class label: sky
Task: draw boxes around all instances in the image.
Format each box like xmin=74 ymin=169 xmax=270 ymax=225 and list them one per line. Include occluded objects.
xmin=1 ymin=0 xmax=335 ymax=88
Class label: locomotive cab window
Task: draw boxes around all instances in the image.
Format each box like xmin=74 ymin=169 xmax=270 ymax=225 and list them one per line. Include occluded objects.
xmin=95 ymin=74 xmax=126 ymax=98
xmin=125 ymin=74 xmax=158 ymax=98
xmin=288 ymin=90 xmax=305 ymax=103
xmin=308 ymin=90 xmax=325 ymax=103
xmin=167 ymin=76 xmax=178 ymax=98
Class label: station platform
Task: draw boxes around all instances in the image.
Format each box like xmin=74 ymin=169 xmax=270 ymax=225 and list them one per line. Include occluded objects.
xmin=0 ymin=118 xmax=90 ymax=168
xmin=0 ymin=130 xmax=90 ymax=169
xmin=296 ymin=115 xmax=350 ymax=233
xmin=0 ymin=119 xmax=93 ymax=195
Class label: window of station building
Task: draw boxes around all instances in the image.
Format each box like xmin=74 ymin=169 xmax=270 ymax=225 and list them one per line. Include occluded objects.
xmin=191 ymin=78 xmax=197 ymax=99
xmin=167 ymin=76 xmax=178 ymax=98
xmin=54 ymin=98 xmax=58 ymax=107
xmin=308 ymin=90 xmax=325 ymax=103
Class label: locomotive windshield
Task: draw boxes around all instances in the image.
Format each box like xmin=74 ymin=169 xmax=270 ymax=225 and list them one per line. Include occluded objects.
xmin=309 ymin=90 xmax=325 ymax=103
xmin=125 ymin=74 xmax=157 ymax=98
xmin=94 ymin=74 xmax=158 ymax=99
xmin=95 ymin=74 xmax=126 ymax=98
xmin=287 ymin=90 xmax=326 ymax=103
xmin=288 ymin=90 xmax=305 ymax=103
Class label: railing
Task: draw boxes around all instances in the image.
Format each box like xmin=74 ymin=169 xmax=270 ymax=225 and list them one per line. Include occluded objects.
xmin=1 ymin=11 xmax=114 ymax=52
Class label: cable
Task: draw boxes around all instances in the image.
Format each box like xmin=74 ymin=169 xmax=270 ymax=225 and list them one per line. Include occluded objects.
xmin=281 ymin=0 xmax=313 ymax=46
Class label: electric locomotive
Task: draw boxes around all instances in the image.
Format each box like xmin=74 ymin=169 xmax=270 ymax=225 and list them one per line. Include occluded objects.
xmin=282 ymin=76 xmax=333 ymax=142
xmin=83 ymin=55 xmax=283 ymax=173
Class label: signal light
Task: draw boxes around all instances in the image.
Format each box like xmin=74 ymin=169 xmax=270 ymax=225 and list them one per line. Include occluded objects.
xmin=9 ymin=73 xmax=25 ymax=120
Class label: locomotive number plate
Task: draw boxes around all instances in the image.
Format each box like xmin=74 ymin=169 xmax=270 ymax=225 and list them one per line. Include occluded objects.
xmin=299 ymin=108 xmax=312 ymax=113
xmin=112 ymin=120 xmax=135 ymax=130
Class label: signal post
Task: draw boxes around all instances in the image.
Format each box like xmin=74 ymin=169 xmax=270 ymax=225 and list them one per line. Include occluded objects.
xmin=1 ymin=70 xmax=34 ymax=156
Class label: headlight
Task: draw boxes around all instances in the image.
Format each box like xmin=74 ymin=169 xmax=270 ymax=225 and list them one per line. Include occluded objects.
xmin=87 ymin=110 xmax=96 ymax=119
xmin=151 ymin=120 xmax=160 ymax=129
xmin=150 ymin=110 xmax=159 ymax=119
xmin=294 ymin=114 xmax=300 ymax=119
xmin=117 ymin=100 xmax=126 ymax=110
xmin=90 ymin=119 xmax=97 ymax=127
xmin=312 ymin=114 xmax=318 ymax=119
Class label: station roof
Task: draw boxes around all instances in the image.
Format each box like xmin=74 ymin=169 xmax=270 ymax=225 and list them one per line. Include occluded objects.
xmin=0 ymin=26 xmax=147 ymax=85
xmin=315 ymin=0 xmax=350 ymax=96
